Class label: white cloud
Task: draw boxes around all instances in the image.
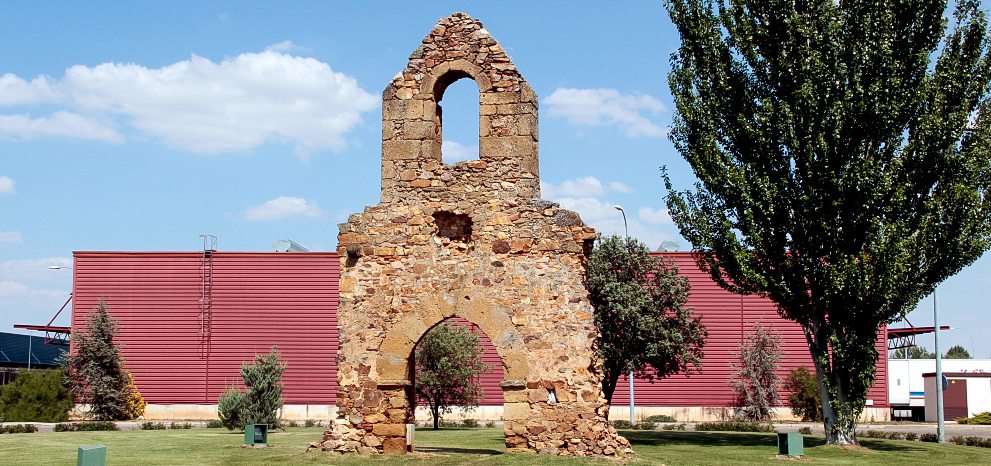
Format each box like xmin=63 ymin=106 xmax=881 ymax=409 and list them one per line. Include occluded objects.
xmin=0 ymin=231 xmax=23 ymax=243
xmin=544 ymin=88 xmax=665 ymax=138
xmin=0 ymin=74 xmax=59 ymax=105
xmin=541 ymin=176 xmax=681 ymax=250
xmin=0 ymin=176 xmax=14 ymax=194
xmin=244 ymin=196 xmax=324 ymax=221
xmin=542 ymin=176 xmax=605 ymax=198
xmin=265 ymin=40 xmax=304 ymax=53
xmin=0 ymin=111 xmax=122 ymax=142
xmin=639 ymin=207 xmax=673 ymax=225
xmin=0 ymin=281 xmax=65 ymax=300
xmin=0 ymin=257 xmax=72 ymax=281
xmin=541 ymin=176 xmax=632 ymax=198
xmin=609 ymin=181 xmax=633 ymax=193
xmin=0 ymin=50 xmax=378 ymax=154
xmin=442 ymin=139 xmax=478 ymax=163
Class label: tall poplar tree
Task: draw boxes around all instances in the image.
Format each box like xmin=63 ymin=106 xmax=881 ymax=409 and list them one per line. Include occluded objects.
xmin=665 ymin=0 xmax=991 ymax=444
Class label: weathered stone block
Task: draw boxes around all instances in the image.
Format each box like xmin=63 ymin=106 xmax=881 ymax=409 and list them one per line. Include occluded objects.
xmin=372 ymin=423 xmax=407 ymax=437
xmin=503 ymin=402 xmax=530 ymax=420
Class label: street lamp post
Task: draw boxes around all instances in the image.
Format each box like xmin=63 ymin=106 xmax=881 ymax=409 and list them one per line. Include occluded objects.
xmin=613 ymin=205 xmax=635 ymax=424
xmin=934 ymin=289 xmax=945 ymax=442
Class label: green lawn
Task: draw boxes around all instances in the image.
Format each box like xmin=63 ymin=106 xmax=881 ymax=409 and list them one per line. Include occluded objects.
xmin=1 ymin=427 xmax=990 ymax=465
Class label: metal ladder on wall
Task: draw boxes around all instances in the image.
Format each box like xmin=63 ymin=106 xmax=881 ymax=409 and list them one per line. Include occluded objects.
xmin=199 ymin=235 xmax=217 ymax=360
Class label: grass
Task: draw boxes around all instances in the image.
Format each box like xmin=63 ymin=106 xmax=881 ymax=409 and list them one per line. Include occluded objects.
xmin=1 ymin=427 xmax=990 ymax=465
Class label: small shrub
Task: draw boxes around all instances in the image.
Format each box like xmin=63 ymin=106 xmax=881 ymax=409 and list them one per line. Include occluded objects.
xmin=905 ymin=432 xmax=918 ymax=441
xmin=611 ymin=420 xmax=634 ymax=429
xmin=54 ymin=422 xmax=119 ymax=432
xmin=645 ymin=414 xmax=676 ymax=423
xmin=282 ymin=420 xmax=298 ymax=428
xmin=634 ymin=421 xmax=656 ymax=430
xmin=920 ymin=433 xmax=939 ymax=442
xmin=140 ymin=421 xmax=166 ymax=430
xmin=860 ymin=430 xmax=883 ymax=439
xmin=437 ymin=419 xmax=462 ymax=428
xmin=798 ymin=426 xmax=812 ymax=435
xmin=485 ymin=420 xmax=496 ymax=428
xmin=169 ymin=422 xmax=192 ymax=429
xmin=303 ymin=419 xmax=317 ymax=428
xmin=950 ymin=435 xmax=966 ymax=445
xmin=0 ymin=424 xmax=38 ymax=434
xmin=0 ymin=369 xmax=74 ymax=422
xmin=217 ymin=386 xmax=248 ymax=431
xmin=662 ymin=423 xmax=686 ymax=431
xmin=785 ymin=367 xmax=822 ymax=422
xmin=461 ymin=418 xmax=479 ymax=428
xmin=124 ymin=373 xmax=146 ymax=420
xmin=956 ymin=411 xmax=991 ymax=425
xmin=885 ymin=431 xmax=905 ymax=440
xmin=695 ymin=421 xmax=774 ymax=432
xmin=206 ymin=419 xmax=224 ymax=429
xmin=215 ymin=347 xmax=286 ymax=430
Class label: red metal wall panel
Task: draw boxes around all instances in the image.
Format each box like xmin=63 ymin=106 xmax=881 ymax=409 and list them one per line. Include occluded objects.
xmin=72 ymin=250 xmax=887 ymax=410
xmin=71 ymin=251 xmax=338 ymax=405
xmin=608 ymin=253 xmax=888 ymax=408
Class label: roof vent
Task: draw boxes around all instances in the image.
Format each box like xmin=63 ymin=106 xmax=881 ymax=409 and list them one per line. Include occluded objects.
xmin=274 ymin=239 xmax=309 ymax=252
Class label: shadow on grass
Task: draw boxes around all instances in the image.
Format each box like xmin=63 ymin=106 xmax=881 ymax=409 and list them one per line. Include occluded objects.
xmin=416 ymin=446 xmax=504 ymax=455
xmin=624 ymin=431 xmax=931 ymax=454
xmin=623 ymin=430 xmax=788 ymax=448
xmin=857 ymin=438 xmax=929 ymax=453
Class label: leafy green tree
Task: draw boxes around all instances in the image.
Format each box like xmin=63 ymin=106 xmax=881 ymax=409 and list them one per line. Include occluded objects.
xmin=891 ymin=346 xmax=936 ymax=359
xmin=414 ymin=322 xmax=488 ymax=430
xmin=944 ymin=344 xmax=972 ymax=359
xmin=216 ymin=346 xmax=286 ymax=430
xmin=0 ymin=369 xmax=74 ymax=422
xmin=59 ymin=299 xmax=132 ymax=420
xmin=585 ymin=234 xmax=707 ymax=403
xmin=785 ymin=367 xmax=823 ymax=422
xmin=731 ymin=323 xmax=781 ymax=422
xmin=665 ymin=0 xmax=991 ymax=444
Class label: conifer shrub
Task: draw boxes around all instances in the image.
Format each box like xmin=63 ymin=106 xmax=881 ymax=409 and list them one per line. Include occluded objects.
xmin=956 ymin=411 xmax=991 ymax=424
xmin=59 ymin=300 xmax=136 ymax=420
xmin=216 ymin=347 xmax=286 ymax=430
xmin=0 ymin=369 xmax=74 ymax=422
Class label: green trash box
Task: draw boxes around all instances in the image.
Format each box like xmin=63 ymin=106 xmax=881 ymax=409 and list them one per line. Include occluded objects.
xmin=245 ymin=424 xmax=268 ymax=447
xmin=777 ymin=432 xmax=804 ymax=456
xmin=77 ymin=445 xmax=106 ymax=466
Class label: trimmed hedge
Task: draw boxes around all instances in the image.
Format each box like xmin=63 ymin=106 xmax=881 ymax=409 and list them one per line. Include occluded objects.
xmin=54 ymin=422 xmax=119 ymax=432
xmin=694 ymin=421 xmax=774 ymax=432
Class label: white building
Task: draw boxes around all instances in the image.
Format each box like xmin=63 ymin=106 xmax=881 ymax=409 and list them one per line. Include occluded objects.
xmin=888 ymin=358 xmax=991 ymax=420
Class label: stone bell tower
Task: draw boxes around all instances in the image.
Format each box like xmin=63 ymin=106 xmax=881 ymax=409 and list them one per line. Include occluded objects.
xmin=316 ymin=12 xmax=630 ymax=456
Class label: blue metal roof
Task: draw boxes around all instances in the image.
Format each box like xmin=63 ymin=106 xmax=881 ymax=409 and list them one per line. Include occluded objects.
xmin=0 ymin=332 xmax=66 ymax=367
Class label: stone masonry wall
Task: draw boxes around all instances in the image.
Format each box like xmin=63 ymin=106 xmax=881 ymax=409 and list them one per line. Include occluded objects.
xmin=315 ymin=13 xmax=629 ymax=457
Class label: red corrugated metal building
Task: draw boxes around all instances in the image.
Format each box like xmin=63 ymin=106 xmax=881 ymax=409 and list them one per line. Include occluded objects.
xmin=71 ymin=251 xmax=338 ymax=407
xmin=70 ymin=250 xmax=887 ymax=418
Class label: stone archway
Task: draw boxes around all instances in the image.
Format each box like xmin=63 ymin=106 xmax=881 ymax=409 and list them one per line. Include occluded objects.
xmin=317 ymin=13 xmax=629 ymax=457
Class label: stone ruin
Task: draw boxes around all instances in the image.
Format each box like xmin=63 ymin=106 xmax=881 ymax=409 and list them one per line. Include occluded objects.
xmin=314 ymin=12 xmax=630 ymax=456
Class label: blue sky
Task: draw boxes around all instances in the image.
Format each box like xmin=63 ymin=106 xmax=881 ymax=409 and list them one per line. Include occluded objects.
xmin=1 ymin=1 xmax=988 ymax=358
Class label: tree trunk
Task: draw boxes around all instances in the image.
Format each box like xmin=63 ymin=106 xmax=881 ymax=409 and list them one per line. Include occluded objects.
xmin=804 ymin=320 xmax=876 ymax=445
xmin=601 ymin=368 xmax=619 ymax=405
xmin=432 ymin=403 xmax=439 ymax=430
